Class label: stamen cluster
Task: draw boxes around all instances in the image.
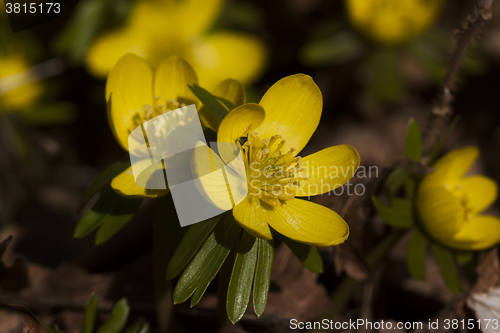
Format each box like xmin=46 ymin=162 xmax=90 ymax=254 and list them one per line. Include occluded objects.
xmin=241 ymin=132 xmax=308 ymax=207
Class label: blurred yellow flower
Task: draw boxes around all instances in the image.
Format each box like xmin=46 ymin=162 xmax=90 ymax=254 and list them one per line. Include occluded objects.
xmin=0 ymin=52 xmax=43 ymax=111
xmin=87 ymin=0 xmax=267 ymax=88
xmin=215 ymin=74 xmax=360 ymax=246
xmin=346 ymin=0 xmax=444 ymax=45
xmin=416 ymin=147 xmax=500 ymax=251
xmin=106 ymin=53 xmax=244 ymax=198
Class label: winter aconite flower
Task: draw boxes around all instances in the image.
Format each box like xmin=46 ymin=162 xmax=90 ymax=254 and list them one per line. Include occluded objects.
xmin=214 ymin=74 xmax=360 ymax=246
xmin=106 ymin=53 xmax=244 ymax=198
xmin=346 ymin=0 xmax=444 ymax=45
xmin=87 ymin=0 xmax=266 ymax=88
xmin=416 ymin=147 xmax=500 ymax=250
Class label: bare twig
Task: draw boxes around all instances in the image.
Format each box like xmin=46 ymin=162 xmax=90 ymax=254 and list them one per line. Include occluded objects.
xmin=423 ymin=0 xmax=495 ymax=153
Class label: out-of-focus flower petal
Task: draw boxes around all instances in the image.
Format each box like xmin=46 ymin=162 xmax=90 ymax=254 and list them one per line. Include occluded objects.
xmin=421 ymin=146 xmax=480 ymax=189
xmin=86 ymin=28 xmax=149 ymax=78
xmin=154 ymin=56 xmax=198 ymax=105
xmin=346 ymin=0 xmax=444 ymax=45
xmin=192 ymin=31 xmax=267 ymax=89
xmin=416 ymin=185 xmax=464 ymax=240
xmin=0 ymin=54 xmax=43 ymax=110
xmin=447 ymin=215 xmax=500 ymax=251
xmin=200 ymin=79 xmax=246 ymax=131
xmin=460 ymin=175 xmax=498 ymax=214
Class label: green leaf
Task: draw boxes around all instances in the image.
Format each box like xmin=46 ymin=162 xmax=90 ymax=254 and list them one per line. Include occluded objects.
xmin=409 ymin=34 xmax=448 ymax=83
xmin=21 ymin=103 xmax=78 ymax=126
xmin=96 ymin=298 xmax=130 ymax=333
xmin=300 ymin=31 xmax=364 ymax=67
xmin=95 ymin=198 xmax=142 ymax=245
xmin=122 ymin=323 xmax=149 ymax=333
xmin=253 ymin=238 xmax=274 ymax=317
xmin=188 ymin=84 xmax=229 ymax=124
xmin=405 ymin=118 xmax=422 ymax=162
xmin=81 ymin=293 xmax=98 ymax=333
xmin=368 ymin=48 xmax=405 ymax=103
xmin=404 ymin=177 xmax=416 ymax=201
xmin=428 ymin=116 xmax=461 ymax=166
xmin=74 ymin=187 xmax=124 ymax=238
xmin=218 ymin=97 xmax=236 ymax=111
xmin=430 ymin=242 xmax=461 ymax=294
xmin=383 ymin=166 xmax=412 ymax=195
xmin=227 ymin=231 xmax=259 ymax=323
xmin=53 ymin=0 xmax=107 ymax=63
xmin=407 ymin=228 xmax=427 ymax=281
xmin=279 ymin=235 xmax=323 ymax=273
xmin=78 ymin=160 xmax=130 ymax=212
xmin=372 ymin=196 xmax=413 ymax=228
xmin=166 ymin=216 xmax=220 ymax=280
xmin=173 ymin=213 xmax=241 ymax=306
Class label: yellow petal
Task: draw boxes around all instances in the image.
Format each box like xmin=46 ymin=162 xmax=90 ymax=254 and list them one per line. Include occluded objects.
xmin=0 ymin=54 xmax=43 ymax=110
xmin=199 ymin=79 xmax=246 ymax=131
xmin=446 ymin=215 xmax=500 ymax=251
xmin=217 ymin=103 xmax=265 ymax=144
xmin=346 ymin=0 xmax=444 ymax=45
xmin=86 ymin=28 xmax=149 ymax=78
xmin=213 ymin=79 xmax=246 ymax=107
xmin=168 ymin=0 xmax=224 ymax=38
xmin=192 ymin=31 xmax=267 ymax=89
xmin=424 ymin=146 xmax=479 ymax=186
xmin=154 ymin=56 xmax=198 ymax=105
xmin=257 ymin=74 xmax=322 ymax=155
xmin=416 ymin=184 xmax=464 ymax=240
xmin=106 ymin=54 xmax=153 ymax=151
xmin=233 ymin=195 xmax=273 ymax=240
xmin=266 ymin=199 xmax=349 ymax=247
xmin=297 ymin=145 xmax=360 ymax=197
xmin=460 ymin=175 xmax=498 ymax=214
xmin=111 ymin=166 xmax=168 ymax=198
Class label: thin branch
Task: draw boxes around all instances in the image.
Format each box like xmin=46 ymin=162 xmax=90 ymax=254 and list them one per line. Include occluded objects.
xmin=423 ymin=0 xmax=495 ymax=153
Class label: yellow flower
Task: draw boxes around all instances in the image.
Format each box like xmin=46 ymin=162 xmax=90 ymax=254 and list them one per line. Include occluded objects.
xmin=106 ymin=53 xmax=244 ymax=198
xmin=416 ymin=147 xmax=500 ymax=251
xmin=346 ymin=0 xmax=444 ymax=45
xmin=0 ymin=52 xmax=43 ymax=111
xmin=87 ymin=0 xmax=267 ymax=88
xmin=213 ymin=74 xmax=360 ymax=247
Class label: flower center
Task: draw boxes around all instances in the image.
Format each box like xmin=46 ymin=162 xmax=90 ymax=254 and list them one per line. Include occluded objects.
xmin=241 ymin=132 xmax=308 ymax=207
xmin=443 ymin=183 xmax=473 ymax=221
xmin=128 ymin=97 xmax=187 ymax=134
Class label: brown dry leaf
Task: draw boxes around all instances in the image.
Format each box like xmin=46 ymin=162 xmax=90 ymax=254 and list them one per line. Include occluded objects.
xmin=19 ymin=306 xmax=48 ymax=333
xmin=334 ymin=243 xmax=369 ymax=281
xmin=265 ymin=242 xmax=331 ymax=321
xmin=471 ymin=248 xmax=500 ymax=294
